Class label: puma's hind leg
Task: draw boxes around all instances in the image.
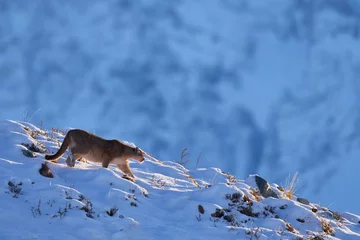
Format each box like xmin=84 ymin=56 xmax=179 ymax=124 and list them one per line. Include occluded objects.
xmin=77 ymin=157 xmax=87 ymax=163
xmin=66 ymin=147 xmax=89 ymax=167
xmin=66 ymin=151 xmax=85 ymax=167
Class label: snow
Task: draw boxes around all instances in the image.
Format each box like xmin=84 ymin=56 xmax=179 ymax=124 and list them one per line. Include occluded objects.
xmin=0 ymin=120 xmax=359 ymax=240
xmin=2 ymin=0 xmax=360 ymax=232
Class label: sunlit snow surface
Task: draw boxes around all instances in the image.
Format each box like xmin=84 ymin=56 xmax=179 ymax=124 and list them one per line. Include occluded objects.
xmin=0 ymin=120 xmax=359 ymax=240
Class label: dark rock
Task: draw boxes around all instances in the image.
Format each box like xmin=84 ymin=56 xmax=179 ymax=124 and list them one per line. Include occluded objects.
xmin=296 ymin=218 xmax=305 ymax=223
xmin=198 ymin=205 xmax=205 ymax=214
xmin=22 ymin=149 xmax=36 ymax=158
xmin=297 ymin=197 xmax=310 ymax=205
xmin=280 ymin=204 xmax=288 ymax=210
xmin=254 ymin=175 xmax=278 ymax=198
xmin=39 ymin=163 xmax=54 ymax=178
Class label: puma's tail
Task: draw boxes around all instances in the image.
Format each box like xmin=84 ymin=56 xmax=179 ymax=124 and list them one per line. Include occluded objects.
xmin=45 ymin=132 xmax=71 ymax=161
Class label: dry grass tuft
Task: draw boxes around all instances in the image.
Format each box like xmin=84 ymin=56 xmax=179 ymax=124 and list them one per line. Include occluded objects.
xmin=245 ymin=226 xmax=261 ymax=239
xmin=177 ymin=148 xmax=191 ymax=166
xmin=283 ymin=172 xmax=299 ymax=199
xmin=175 ymin=148 xmax=202 ymax=168
xmin=320 ymin=218 xmax=335 ymax=235
xmin=285 ymin=222 xmax=295 ymax=233
xmin=249 ymin=188 xmax=261 ymax=202
xmin=330 ymin=210 xmax=344 ymax=225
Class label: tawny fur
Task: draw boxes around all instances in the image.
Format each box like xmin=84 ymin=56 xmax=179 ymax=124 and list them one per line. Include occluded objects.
xmin=45 ymin=129 xmax=144 ymax=181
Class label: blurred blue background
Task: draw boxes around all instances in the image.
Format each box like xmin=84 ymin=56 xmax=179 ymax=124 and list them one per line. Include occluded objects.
xmin=1 ymin=0 xmax=360 ymax=214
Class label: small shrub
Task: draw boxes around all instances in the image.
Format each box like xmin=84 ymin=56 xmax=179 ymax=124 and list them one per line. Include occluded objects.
xmin=150 ymin=175 xmax=167 ymax=188
xmin=106 ymin=207 xmax=118 ymax=217
xmin=225 ymin=192 xmax=242 ymax=203
xmin=81 ymin=199 xmax=95 ymax=218
xmin=245 ymin=227 xmax=261 ymax=239
xmin=239 ymin=203 xmax=259 ymax=218
xmin=223 ymin=214 xmax=234 ymax=223
xmin=263 ymin=205 xmax=275 ymax=217
xmin=78 ymin=194 xmax=85 ymax=202
xmin=21 ymin=142 xmax=46 ymax=154
xmin=31 ymin=199 xmax=42 ymax=218
xmin=6 ymin=181 xmax=22 ymax=198
xmin=211 ymin=208 xmax=225 ymax=218
xmin=64 ymin=191 xmax=73 ymax=200
xmin=331 ymin=211 xmax=344 ymax=223
xmin=54 ymin=204 xmax=72 ymax=219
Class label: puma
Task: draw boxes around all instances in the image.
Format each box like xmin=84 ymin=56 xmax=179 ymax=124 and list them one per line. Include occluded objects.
xmin=44 ymin=129 xmax=145 ymax=181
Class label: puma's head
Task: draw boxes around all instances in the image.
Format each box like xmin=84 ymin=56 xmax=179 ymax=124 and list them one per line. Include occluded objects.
xmin=132 ymin=147 xmax=145 ymax=163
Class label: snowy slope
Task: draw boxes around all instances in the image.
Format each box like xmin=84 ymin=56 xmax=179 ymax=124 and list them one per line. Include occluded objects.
xmin=0 ymin=120 xmax=359 ymax=240
xmin=1 ymin=0 xmax=360 ymax=227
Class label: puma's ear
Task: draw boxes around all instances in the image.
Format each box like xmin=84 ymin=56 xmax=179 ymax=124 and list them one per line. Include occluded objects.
xmin=134 ymin=147 xmax=140 ymax=154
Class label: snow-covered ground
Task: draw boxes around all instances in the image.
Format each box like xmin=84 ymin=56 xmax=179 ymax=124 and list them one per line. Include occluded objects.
xmin=1 ymin=0 xmax=360 ymax=217
xmin=1 ymin=120 xmax=359 ymax=240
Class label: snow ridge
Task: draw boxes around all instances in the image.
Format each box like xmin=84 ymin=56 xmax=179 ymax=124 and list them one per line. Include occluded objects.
xmin=0 ymin=120 xmax=359 ymax=240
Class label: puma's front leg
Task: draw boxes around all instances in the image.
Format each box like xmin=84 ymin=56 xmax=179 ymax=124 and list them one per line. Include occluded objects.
xmin=117 ymin=162 xmax=135 ymax=180
xmin=102 ymin=159 xmax=110 ymax=168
